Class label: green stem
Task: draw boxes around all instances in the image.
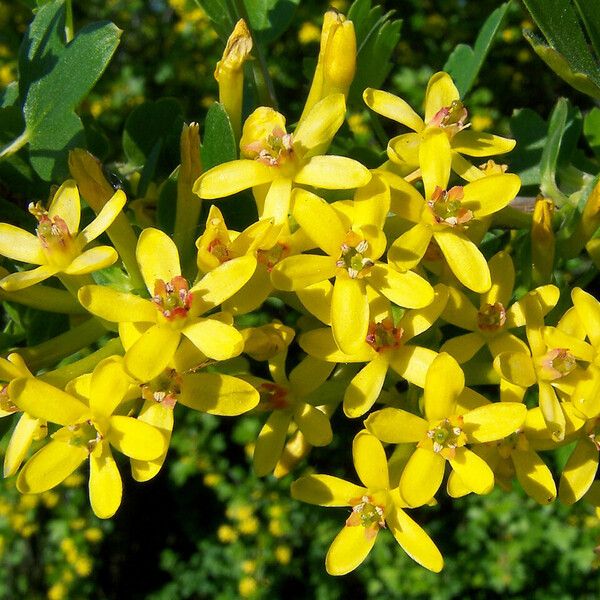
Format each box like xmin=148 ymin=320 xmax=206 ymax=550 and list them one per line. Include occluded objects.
xmin=368 ymin=112 xmax=389 ymax=150
xmin=15 ymin=317 xmax=107 ymax=372
xmin=40 ymin=337 xmax=124 ymax=387
xmin=492 ymin=205 xmax=533 ymax=229
xmin=0 ymin=130 xmax=30 ymax=160
xmin=65 ymin=0 xmax=74 ymax=43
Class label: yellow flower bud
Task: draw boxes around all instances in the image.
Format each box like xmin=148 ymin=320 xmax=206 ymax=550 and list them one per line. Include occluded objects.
xmin=275 ymin=544 xmax=292 ymax=565
xmin=214 ymin=19 xmax=253 ymax=140
xmin=531 ymin=196 xmax=555 ymax=285
xmin=238 ymin=576 xmax=258 ymax=598
xmin=241 ymin=322 xmax=295 ymax=361
xmin=68 ymin=149 xmax=114 ymax=213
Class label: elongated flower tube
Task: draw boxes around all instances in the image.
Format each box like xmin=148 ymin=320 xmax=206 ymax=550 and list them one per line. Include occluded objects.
xmin=300 ymin=284 xmax=448 ymax=417
xmin=78 ymin=227 xmax=255 ymax=382
xmin=384 ymin=131 xmax=521 ymax=293
xmin=0 ymin=180 xmax=125 ymax=291
xmin=292 ymin=430 xmax=444 ymax=575
xmin=193 ymin=94 xmax=371 ymax=223
xmin=365 ymin=353 xmax=527 ymax=507
xmin=9 ymin=358 xmax=166 ymax=518
xmin=364 ymin=71 xmax=515 ymax=181
xmin=271 ymin=177 xmax=435 ymax=354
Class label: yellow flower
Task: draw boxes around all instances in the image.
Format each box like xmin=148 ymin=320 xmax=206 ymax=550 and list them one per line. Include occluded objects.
xmin=9 ymin=357 xmax=166 ymax=518
xmin=239 ymin=576 xmax=257 ymax=597
xmin=292 ymin=431 xmax=443 ymax=575
xmin=217 ymin=524 xmax=238 ymax=543
xmin=365 ymin=353 xmax=527 ymax=506
xmin=79 ymin=227 xmax=255 ymax=382
xmin=0 ymin=180 xmax=124 ymax=291
xmin=300 ymin=285 xmax=447 ymax=417
xmin=275 ymin=545 xmax=292 ymax=564
xmin=364 ymin=71 xmax=515 ymax=181
xmin=272 ymin=177 xmax=434 ymax=354
xmin=193 ymin=94 xmax=370 ymax=223
xmin=382 ymin=131 xmax=521 ymax=292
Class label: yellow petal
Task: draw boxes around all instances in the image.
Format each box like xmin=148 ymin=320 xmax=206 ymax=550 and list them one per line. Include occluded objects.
xmin=368 ymin=263 xmax=434 ymax=309
xmin=0 ymin=264 xmax=58 ymax=291
xmin=572 ymin=287 xmax=600 ymax=347
xmin=378 ymin=168 xmax=425 ymax=222
xmin=49 ymin=180 xmax=81 ymax=234
xmin=253 ymin=411 xmax=291 ymax=476
xmin=291 ymin=474 xmax=366 ymax=506
xmin=78 ymin=285 xmax=157 ymax=323
xmin=124 ymin=324 xmax=180 ymax=381
xmin=424 ymin=71 xmax=460 ymax=123
xmin=538 ymin=381 xmax=565 ymax=442
xmin=363 ymin=88 xmax=424 ymax=132
xmin=294 ymin=155 xmax=371 ymax=189
xmin=297 ymin=280 xmax=334 ymax=325
xmin=4 ymin=413 xmax=42 ymax=477
xmin=387 ymin=133 xmax=421 ymax=167
xmin=451 ymin=130 xmax=516 ymax=156
xmin=446 ymin=469 xmax=471 ymax=498
xmin=399 ymin=284 xmax=449 ymax=340
xmin=353 ymin=430 xmax=389 ymax=490
xmin=325 ymin=524 xmax=377 ymax=576
xmin=388 ymin=345 xmax=438 ymax=388
xmin=451 ymin=152 xmax=485 ymax=181
xmin=17 ymin=439 xmax=88 ymax=493
xmin=182 ymin=317 xmax=243 ymax=360
xmin=449 ymin=447 xmax=494 ymax=494
xmin=179 ymin=372 xmax=259 ymax=415
xmin=493 ymin=352 xmax=536 ymax=387
xmin=462 ymin=402 xmax=527 ymax=442
xmin=484 ymin=251 xmax=514 ymax=306
xmin=441 ymin=333 xmax=485 ymax=364
xmin=570 ymin=366 xmax=600 ymax=420
xmin=137 ymin=227 xmax=181 ymax=293
xmin=332 ymin=276 xmax=368 ymax=355
xmin=63 ymin=246 xmax=118 ymax=275
xmin=400 ymin=447 xmax=445 ymax=507
xmin=89 ymin=358 xmax=130 ymax=418
xmin=224 ymin=266 xmax=272 ymax=315
xmin=433 ymin=228 xmax=491 ymax=293
xmin=289 ymin=356 xmax=335 ymax=397
xmin=461 ymin=174 xmax=521 ymax=217
xmin=559 ymin=438 xmax=599 ymax=504
xmin=420 ymin=130 xmax=451 ymax=200
xmin=353 ymin=173 xmax=391 ymax=231
xmin=89 ymin=440 xmax=122 ymax=519
xmin=299 ymin=327 xmax=373 ymax=362
xmin=0 ymin=224 xmax=44 ymax=264
xmin=9 ymin=377 xmax=89 ymax=425
xmin=262 ymin=176 xmax=292 ymax=223
xmin=107 ymin=415 xmax=166 ymax=460
xmin=424 ymin=353 xmax=463 ymax=421
xmin=386 ymin=504 xmax=443 ymax=572
xmin=344 ymin=354 xmax=389 ymax=418
xmin=487 ymin=332 xmax=529 ymax=359
xmin=293 ymin=93 xmax=345 ymax=158
xmin=442 ymin=285 xmax=478 ymax=330
xmin=294 ymin=403 xmax=332 ymax=446
xmin=78 ymin=189 xmax=126 ymax=245
xmin=193 ymin=159 xmax=275 ymax=199
xmin=364 ymin=407 xmax=429 ymax=443
xmin=387 ymin=223 xmax=433 ymax=271
xmin=271 ymin=254 xmax=337 ymax=291
xmin=292 ymin=188 xmax=346 ymax=256
xmin=543 ymin=326 xmax=594 ymax=362
xmin=512 ymin=448 xmax=556 ymax=504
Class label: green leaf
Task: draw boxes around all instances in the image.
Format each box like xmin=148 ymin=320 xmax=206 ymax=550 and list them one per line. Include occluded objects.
xmin=444 ymin=2 xmax=511 ymax=97
xmin=193 ymin=0 xmax=235 ymax=41
xmin=201 ymin=102 xmax=237 ymax=170
xmin=540 ymin=98 xmax=569 ymax=203
xmin=348 ymin=0 xmax=402 ymax=105
xmin=584 ymin=107 xmax=600 ymax=159
xmin=157 ymin=172 xmax=178 ymax=236
xmin=243 ymin=0 xmax=300 ymax=44
xmin=509 ymin=108 xmax=548 ymax=186
xmin=573 ymin=0 xmax=600 ymax=57
xmin=122 ymin=98 xmax=183 ymax=174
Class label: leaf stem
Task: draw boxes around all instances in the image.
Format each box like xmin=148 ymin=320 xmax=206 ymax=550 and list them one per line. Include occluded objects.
xmin=65 ymin=0 xmax=74 ymax=43
xmin=0 ymin=130 xmax=30 ymax=160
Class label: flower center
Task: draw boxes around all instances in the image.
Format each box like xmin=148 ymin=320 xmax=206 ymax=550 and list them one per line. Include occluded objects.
xmin=152 ymin=275 xmax=193 ymax=321
xmin=497 ymin=430 xmax=527 ymax=458
xmin=256 ymin=242 xmax=291 ymax=272
xmin=29 ymin=202 xmax=79 ymax=267
xmin=336 ymin=232 xmax=374 ymax=279
xmin=207 ymin=238 xmax=231 ymax=264
xmin=243 ymin=127 xmax=294 ymax=167
xmin=428 ymin=186 xmax=473 ymax=227
xmin=422 ymin=416 xmax=466 ymax=459
xmin=141 ymin=368 xmax=181 ymax=409
xmin=366 ymin=319 xmax=403 ymax=352
xmin=258 ymin=382 xmax=290 ymax=410
xmin=0 ymin=384 xmax=17 ymax=413
xmin=66 ymin=420 xmax=103 ymax=453
xmin=429 ymin=100 xmax=469 ymax=135
xmin=539 ymin=348 xmax=577 ymax=380
xmin=346 ymin=495 xmax=386 ymax=539
xmin=477 ymin=302 xmax=506 ymax=332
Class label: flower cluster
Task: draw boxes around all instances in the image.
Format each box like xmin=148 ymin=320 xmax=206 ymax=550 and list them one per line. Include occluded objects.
xmin=1 ymin=8 xmax=599 ymax=579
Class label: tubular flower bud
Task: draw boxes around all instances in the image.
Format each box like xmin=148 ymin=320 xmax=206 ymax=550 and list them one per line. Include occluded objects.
xmin=531 ymin=196 xmax=555 ymax=285
xmin=581 ymin=178 xmax=600 ymax=241
xmin=214 ymin=19 xmax=253 ymax=140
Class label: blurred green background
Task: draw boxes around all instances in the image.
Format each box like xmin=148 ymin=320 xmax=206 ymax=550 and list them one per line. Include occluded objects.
xmin=1 ymin=1 xmax=599 ymax=598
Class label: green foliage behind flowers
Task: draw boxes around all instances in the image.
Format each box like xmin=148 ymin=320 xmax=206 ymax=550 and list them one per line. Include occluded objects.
xmin=2 ymin=0 xmax=600 ymax=598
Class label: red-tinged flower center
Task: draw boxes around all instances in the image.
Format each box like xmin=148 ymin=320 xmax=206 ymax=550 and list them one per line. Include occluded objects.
xmin=243 ymin=127 xmax=294 ymax=167
xmin=428 ymin=186 xmax=473 ymax=227
xmin=421 ymin=416 xmax=466 ymax=459
xmin=336 ymin=232 xmax=374 ymax=279
xmin=0 ymin=383 xmax=17 ymax=413
xmin=258 ymin=382 xmax=290 ymax=410
xmin=366 ymin=319 xmax=404 ymax=352
xmin=257 ymin=242 xmax=291 ymax=272
xmin=429 ymin=100 xmax=469 ymax=135
xmin=477 ymin=302 xmax=507 ymax=332
xmin=346 ymin=495 xmax=386 ymax=539
xmin=207 ymin=238 xmax=231 ymax=264
xmin=29 ymin=202 xmax=79 ymax=267
xmin=66 ymin=420 xmax=102 ymax=453
xmin=141 ymin=368 xmax=182 ymax=409
xmin=152 ymin=275 xmax=193 ymax=321
xmin=539 ymin=348 xmax=577 ymax=380
xmin=496 ymin=430 xmax=527 ymax=459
